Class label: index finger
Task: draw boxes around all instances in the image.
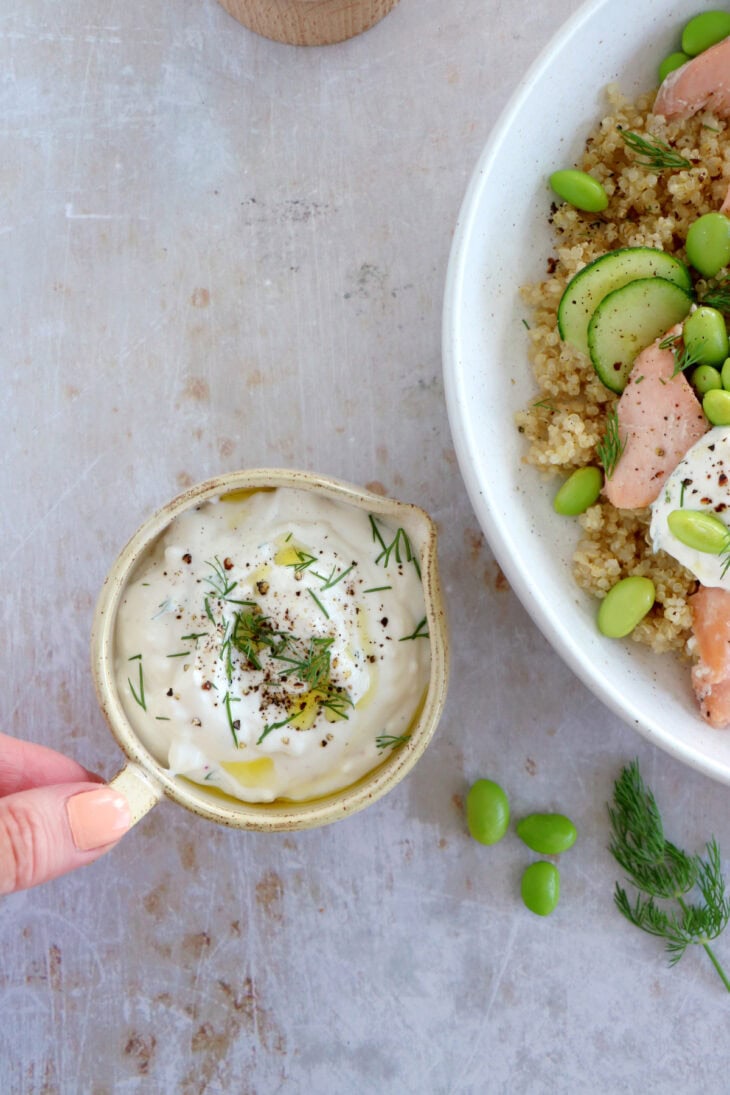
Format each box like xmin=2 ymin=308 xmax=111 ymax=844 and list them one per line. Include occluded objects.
xmin=0 ymin=733 xmax=102 ymax=796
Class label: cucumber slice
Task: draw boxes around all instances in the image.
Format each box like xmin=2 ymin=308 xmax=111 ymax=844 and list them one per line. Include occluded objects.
xmin=557 ymin=247 xmax=692 ymax=358
xmin=587 ymin=277 xmax=693 ymax=393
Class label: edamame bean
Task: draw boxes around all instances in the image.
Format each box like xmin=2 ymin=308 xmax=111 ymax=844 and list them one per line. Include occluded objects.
xmin=683 ymin=306 xmax=729 ymax=366
xmin=521 ymin=861 xmax=560 ymax=917
xmin=667 ymin=509 xmax=729 ymax=554
xmin=722 ymin=357 xmax=730 ymax=390
xmin=703 ymin=387 xmax=730 ymax=426
xmin=597 ymin=575 xmax=655 ymax=639
xmin=685 ymin=213 xmax=730 ymax=278
xmin=549 ymin=169 xmax=608 ymax=213
xmin=553 ymin=466 xmax=603 ymax=516
xmin=658 ymin=51 xmax=690 ymax=82
xmin=682 ymin=11 xmax=730 ymax=56
xmin=692 ymin=364 xmax=723 ymax=394
xmin=466 ymin=779 xmax=510 ymax=846
xmin=516 ymin=813 xmax=577 ymax=855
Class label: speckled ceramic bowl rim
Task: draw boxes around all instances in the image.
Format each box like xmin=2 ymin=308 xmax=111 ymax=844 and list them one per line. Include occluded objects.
xmin=91 ymin=468 xmax=449 ymax=832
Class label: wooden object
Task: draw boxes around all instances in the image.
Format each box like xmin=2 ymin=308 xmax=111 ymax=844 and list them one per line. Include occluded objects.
xmin=216 ymin=0 xmax=400 ymax=45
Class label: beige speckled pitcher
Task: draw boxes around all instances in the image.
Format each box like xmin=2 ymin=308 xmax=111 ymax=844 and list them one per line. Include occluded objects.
xmin=91 ymin=469 xmax=449 ymax=833
xmin=216 ymin=0 xmax=400 ymax=46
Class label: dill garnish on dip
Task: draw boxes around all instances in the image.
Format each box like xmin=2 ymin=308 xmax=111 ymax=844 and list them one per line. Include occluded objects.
xmin=114 ymin=487 xmax=430 ymax=803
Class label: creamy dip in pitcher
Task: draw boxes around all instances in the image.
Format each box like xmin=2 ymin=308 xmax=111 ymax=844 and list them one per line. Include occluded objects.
xmin=114 ymin=487 xmax=430 ymax=803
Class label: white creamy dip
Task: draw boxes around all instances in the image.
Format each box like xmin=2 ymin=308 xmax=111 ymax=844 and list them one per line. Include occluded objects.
xmin=114 ymin=487 xmax=430 ymax=803
xmin=650 ymin=426 xmax=730 ymax=590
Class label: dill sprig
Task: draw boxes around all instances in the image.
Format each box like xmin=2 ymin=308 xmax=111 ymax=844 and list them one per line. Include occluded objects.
xmin=274 ymin=636 xmax=334 ymax=690
xmin=285 ymin=549 xmax=317 ymax=576
xmin=376 ymin=733 xmax=411 ymax=753
xmin=127 ymin=654 xmax=146 ymax=710
xmin=701 ymin=280 xmax=730 ymax=313
xmin=311 ymin=562 xmax=355 ymax=590
xmin=230 ymin=608 xmax=289 ymax=670
xmin=596 ymin=409 xmax=626 ymax=479
xmin=658 ymin=332 xmax=705 ymax=377
xmin=223 ymin=690 xmax=241 ymax=747
xmin=370 ymin=515 xmax=422 ymax=579
xmin=619 ymin=130 xmax=691 ymax=171
xmin=399 ymin=617 xmax=429 ymax=641
xmin=257 ymin=713 xmax=296 ymax=746
xmin=609 ymin=761 xmax=730 ymax=990
xmin=203 ymin=556 xmax=238 ymax=599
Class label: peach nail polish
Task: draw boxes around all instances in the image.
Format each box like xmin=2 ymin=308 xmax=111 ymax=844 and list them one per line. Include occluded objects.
xmin=66 ymin=787 xmax=131 ymax=852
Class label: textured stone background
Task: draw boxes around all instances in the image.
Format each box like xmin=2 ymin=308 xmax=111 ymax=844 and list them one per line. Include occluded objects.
xmin=3 ymin=1 xmax=730 ymax=1092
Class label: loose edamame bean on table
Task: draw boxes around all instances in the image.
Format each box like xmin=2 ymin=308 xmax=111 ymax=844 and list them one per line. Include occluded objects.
xmin=597 ymin=575 xmax=655 ymax=639
xmin=667 ymin=509 xmax=730 ymax=554
xmin=553 ymin=466 xmax=603 ymax=516
xmin=703 ymin=387 xmax=730 ymax=427
xmin=683 ymin=305 xmax=729 ymax=367
xmin=521 ymin=861 xmax=560 ymax=917
xmin=516 ymin=813 xmax=578 ymax=856
xmin=549 ymin=169 xmax=608 ymax=213
xmin=685 ymin=212 xmax=730 ymax=278
xmin=681 ymin=10 xmax=730 ymax=56
xmin=466 ymin=779 xmax=510 ymax=846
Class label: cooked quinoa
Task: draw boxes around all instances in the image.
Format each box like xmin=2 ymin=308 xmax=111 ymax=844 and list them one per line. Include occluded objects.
xmin=517 ymin=84 xmax=730 ymax=654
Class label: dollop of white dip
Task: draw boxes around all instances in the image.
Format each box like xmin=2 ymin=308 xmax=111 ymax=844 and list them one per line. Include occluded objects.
xmin=114 ymin=487 xmax=430 ymax=803
xmin=650 ymin=426 xmax=730 ymax=589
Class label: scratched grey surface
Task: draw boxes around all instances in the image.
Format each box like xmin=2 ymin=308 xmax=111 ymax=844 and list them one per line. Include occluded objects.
xmin=3 ymin=0 xmax=730 ymax=1092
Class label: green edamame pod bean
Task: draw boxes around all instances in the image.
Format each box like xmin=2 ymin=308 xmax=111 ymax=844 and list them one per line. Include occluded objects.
xmin=685 ymin=213 xmax=730 ymax=278
xmin=682 ymin=11 xmax=730 ymax=57
xmin=692 ymin=364 xmax=723 ymax=394
xmin=549 ymin=169 xmax=608 ymax=213
xmin=683 ymin=306 xmax=729 ymax=366
xmin=667 ymin=509 xmax=729 ymax=554
xmin=658 ymin=51 xmax=690 ymax=82
xmin=516 ymin=813 xmax=577 ymax=855
xmin=703 ymin=387 xmax=730 ymax=426
xmin=521 ymin=861 xmax=560 ymax=917
xmin=553 ymin=466 xmax=603 ymax=516
xmin=466 ymin=779 xmax=509 ymax=846
xmin=721 ymin=357 xmax=730 ymax=390
xmin=597 ymin=576 xmax=655 ymax=639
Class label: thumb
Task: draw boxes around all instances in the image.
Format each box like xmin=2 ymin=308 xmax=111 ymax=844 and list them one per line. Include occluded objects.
xmin=0 ymin=782 xmax=131 ymax=895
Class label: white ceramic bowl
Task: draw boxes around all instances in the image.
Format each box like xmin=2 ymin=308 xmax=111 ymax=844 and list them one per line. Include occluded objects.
xmin=443 ymin=0 xmax=730 ymax=783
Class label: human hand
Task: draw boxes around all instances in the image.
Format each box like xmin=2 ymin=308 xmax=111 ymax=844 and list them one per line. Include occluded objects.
xmin=0 ymin=733 xmax=131 ymax=894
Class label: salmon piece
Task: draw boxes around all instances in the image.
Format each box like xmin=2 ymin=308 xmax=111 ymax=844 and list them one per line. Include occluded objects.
xmin=689 ymin=586 xmax=730 ymax=728
xmin=604 ymin=327 xmax=709 ymax=509
xmin=654 ymin=36 xmax=730 ymax=119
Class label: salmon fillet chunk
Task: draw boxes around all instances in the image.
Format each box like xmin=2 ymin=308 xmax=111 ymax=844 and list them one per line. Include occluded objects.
xmin=604 ymin=328 xmax=709 ymax=510
xmin=689 ymin=587 xmax=730 ymax=728
xmin=654 ymin=36 xmax=730 ymax=120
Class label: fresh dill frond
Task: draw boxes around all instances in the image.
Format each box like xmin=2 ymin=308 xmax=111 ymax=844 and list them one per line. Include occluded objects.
xmin=127 ymin=654 xmax=146 ymax=710
xmin=376 ymin=733 xmax=411 ymax=753
xmin=307 ymin=588 xmax=329 ymax=618
xmin=311 ymin=562 xmax=355 ymax=590
xmin=285 ymin=549 xmax=318 ymax=575
xmin=370 ymin=516 xmax=422 ymax=579
xmin=223 ymin=690 xmax=241 ymax=747
xmin=230 ymin=608 xmax=288 ymax=669
xmin=399 ymin=617 xmax=429 ymax=641
xmin=203 ymin=556 xmax=238 ymax=600
xmin=701 ymin=281 xmax=730 ymax=313
xmin=619 ymin=130 xmax=691 ymax=170
xmin=257 ymin=713 xmax=296 ymax=745
xmin=596 ymin=409 xmax=626 ymax=479
xmin=274 ymin=636 xmax=334 ymax=690
xmin=608 ymin=760 xmax=730 ymax=990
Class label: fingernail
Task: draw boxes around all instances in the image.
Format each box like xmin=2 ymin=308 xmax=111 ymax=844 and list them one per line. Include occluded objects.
xmin=66 ymin=787 xmax=132 ymax=852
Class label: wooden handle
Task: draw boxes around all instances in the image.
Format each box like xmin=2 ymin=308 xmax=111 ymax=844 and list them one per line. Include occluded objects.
xmin=216 ymin=0 xmax=400 ymax=46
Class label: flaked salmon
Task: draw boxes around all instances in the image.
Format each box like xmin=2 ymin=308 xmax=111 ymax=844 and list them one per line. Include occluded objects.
xmin=689 ymin=586 xmax=730 ymax=727
xmin=604 ymin=327 xmax=709 ymax=509
xmin=654 ymin=35 xmax=730 ymax=120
